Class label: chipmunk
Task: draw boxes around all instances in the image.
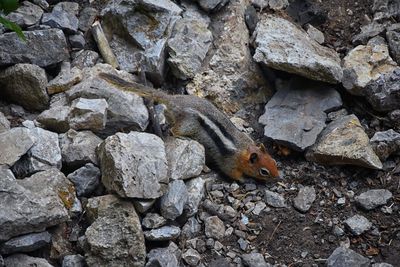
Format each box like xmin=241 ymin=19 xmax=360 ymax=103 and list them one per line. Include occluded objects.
xmin=99 ymin=73 xmax=280 ymax=182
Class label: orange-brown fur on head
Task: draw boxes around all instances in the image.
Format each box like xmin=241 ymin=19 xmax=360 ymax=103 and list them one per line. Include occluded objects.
xmin=235 ymin=143 xmax=279 ymax=181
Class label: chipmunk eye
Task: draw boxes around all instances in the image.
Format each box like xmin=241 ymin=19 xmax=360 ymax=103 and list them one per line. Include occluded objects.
xmin=259 ymin=168 xmax=270 ymax=177
xmin=250 ymin=153 xmax=258 ymax=164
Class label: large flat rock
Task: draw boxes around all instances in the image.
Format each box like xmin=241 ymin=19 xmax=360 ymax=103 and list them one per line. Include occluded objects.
xmin=253 ymin=15 xmax=343 ymax=84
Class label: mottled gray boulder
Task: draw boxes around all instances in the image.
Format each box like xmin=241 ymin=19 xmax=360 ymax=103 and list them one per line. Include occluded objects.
xmin=160 ymin=180 xmax=189 ymax=220
xmin=41 ymin=9 xmax=79 ymax=34
xmin=342 ymin=37 xmax=397 ymax=95
xmin=181 ymin=217 xmax=202 ymax=239
xmin=241 ymin=253 xmax=272 ymax=267
xmin=259 ymin=81 xmax=342 ymax=151
xmin=197 ymin=0 xmax=229 ymax=12
xmin=146 ymin=242 xmax=181 ymax=267
xmin=372 ymin=263 xmax=394 ymax=267
xmin=0 ymin=29 xmax=69 ymax=67
xmin=387 ymin=24 xmax=400 ymax=64
xmin=4 ymin=254 xmax=54 ymax=267
xmin=0 ymin=127 xmax=35 ymax=166
xmin=355 ymin=189 xmax=392 ymax=210
xmin=79 ymin=7 xmax=98 ymax=32
xmin=144 ymin=226 xmax=181 ymax=241
xmin=0 ymin=64 xmax=49 ymax=111
xmin=344 ymin=215 xmax=372 ymax=235
xmin=101 ymin=0 xmax=182 ymax=85
xmin=68 ymin=98 xmax=108 ymax=131
xmin=306 ymin=115 xmax=383 ymax=169
xmin=47 ymin=62 xmax=83 ymax=95
xmin=352 ymin=22 xmax=386 ymax=45
xmin=363 ymin=68 xmax=400 ymax=112
xmin=97 ymin=132 xmax=168 ymax=198
xmin=184 ymin=176 xmax=207 ymax=217
xmin=0 ymin=231 xmax=51 ymax=254
xmin=59 ymin=129 xmax=102 ymax=168
xmin=167 ymin=18 xmax=212 ymax=80
xmin=370 ymin=129 xmax=400 ymax=160
xmin=182 ymin=248 xmax=201 ymax=266
xmin=0 ymin=112 xmax=10 ymax=132
xmin=66 ymin=65 xmax=149 ymax=135
xmin=6 ymin=1 xmax=43 ymax=27
xmin=67 ymin=163 xmax=101 ymax=197
xmin=293 ymin=186 xmax=316 ymax=213
xmin=36 ymin=105 xmax=71 ymax=133
xmin=53 ymin=2 xmax=79 ymax=15
xmin=166 ymin=138 xmax=205 ymax=180
xmin=327 ymin=247 xmax=369 ymax=267
xmin=12 ymin=127 xmax=62 ymax=178
xmin=253 ymin=15 xmax=342 ymax=84
xmin=71 ymin=50 xmax=99 ymax=69
xmin=62 ymin=255 xmax=86 ymax=267
xmin=69 ymin=33 xmax=86 ymax=49
xmin=0 ymin=168 xmax=72 ymax=241
xmin=142 ymin=213 xmax=167 ymax=229
xmin=264 ymin=190 xmax=286 ymax=208
xmin=204 ymin=216 xmax=225 ymax=240
xmin=373 ymin=0 xmax=400 ymax=20
xmin=84 ymin=195 xmax=146 ymax=267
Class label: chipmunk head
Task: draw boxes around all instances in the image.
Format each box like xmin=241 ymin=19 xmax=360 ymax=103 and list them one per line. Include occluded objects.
xmin=239 ymin=143 xmax=280 ymax=181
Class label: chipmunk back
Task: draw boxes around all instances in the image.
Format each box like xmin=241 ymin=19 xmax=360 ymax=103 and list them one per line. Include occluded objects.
xmin=99 ymin=73 xmax=279 ymax=182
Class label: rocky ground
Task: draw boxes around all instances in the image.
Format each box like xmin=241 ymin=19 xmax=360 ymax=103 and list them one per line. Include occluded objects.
xmin=0 ymin=0 xmax=400 ymax=266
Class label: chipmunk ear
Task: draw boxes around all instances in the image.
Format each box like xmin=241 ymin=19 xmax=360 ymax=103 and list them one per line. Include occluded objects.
xmin=258 ymin=143 xmax=266 ymax=153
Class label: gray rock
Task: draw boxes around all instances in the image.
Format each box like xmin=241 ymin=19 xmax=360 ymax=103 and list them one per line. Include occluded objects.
xmin=146 ymin=242 xmax=181 ymax=267
xmin=142 ymin=213 xmax=167 ymax=229
xmin=387 ymin=24 xmax=400 ymax=64
xmin=373 ymin=0 xmax=400 ymax=21
xmin=327 ymin=246 xmax=369 ymax=267
xmin=264 ymin=190 xmax=286 ymax=208
xmin=344 ymin=214 xmax=372 ymax=235
xmin=101 ymin=0 xmax=182 ymax=85
xmin=0 ymin=255 xmax=3 ymax=267
xmin=355 ymin=189 xmax=392 ymax=210
xmin=66 ymin=65 xmax=149 ymax=135
xmin=4 ymin=254 xmax=54 ymax=267
xmin=306 ymin=24 xmax=324 ymax=44
xmin=181 ymin=217 xmax=202 ymax=239
xmin=363 ymin=68 xmax=400 ymax=112
xmin=69 ymin=98 xmax=108 ymax=131
xmin=253 ymin=15 xmax=342 ymax=84
xmin=6 ymin=1 xmax=44 ymax=27
xmin=0 ymin=127 xmax=35 ymax=166
xmin=144 ymin=226 xmax=181 ymax=241
xmin=69 ymin=33 xmax=86 ymax=49
xmin=31 ymin=0 xmax=49 ymax=9
xmin=160 ymin=180 xmax=189 ymax=220
xmin=182 ymin=248 xmax=201 ymax=266
xmin=197 ymin=0 xmax=230 ymax=12
xmin=79 ymin=7 xmax=98 ymax=32
xmin=47 ymin=62 xmax=83 ymax=95
xmin=0 ymin=29 xmax=69 ymax=67
xmin=184 ymin=176 xmax=207 ymax=217
xmin=0 ymin=112 xmax=10 ymax=132
xmin=166 ymin=138 xmax=205 ymax=180
xmin=241 ymin=253 xmax=271 ymax=267
xmin=60 ymin=129 xmax=102 ymax=168
xmin=36 ymin=105 xmax=71 ymax=133
xmin=97 ymin=132 xmax=168 ymax=198
xmin=204 ymin=216 xmax=225 ymax=240
xmin=53 ymin=2 xmax=79 ymax=15
xmin=84 ymin=195 xmax=146 ymax=267
xmin=293 ymin=186 xmax=316 ymax=213
xmin=62 ymin=255 xmax=85 ymax=267
xmin=268 ymin=0 xmax=288 ymax=10
xmin=0 ymin=64 xmax=49 ymax=111
xmin=342 ymin=36 xmax=397 ymax=95
xmin=306 ymin=115 xmax=383 ymax=169
xmin=0 ymin=168 xmax=72 ymax=241
xmin=352 ymin=22 xmax=386 ymax=45
xmin=71 ymin=50 xmax=99 ymax=69
xmin=167 ymin=18 xmax=212 ymax=80
xmin=259 ymin=80 xmax=342 ymax=151
xmin=370 ymin=129 xmax=400 ymax=160
xmin=133 ymin=199 xmax=156 ymax=214
xmin=372 ymin=263 xmax=394 ymax=267
xmin=0 ymin=231 xmax=51 ymax=254
xmin=41 ymin=9 xmax=79 ymax=34
xmin=67 ymin=163 xmax=101 ymax=197
xmin=12 ymin=127 xmax=62 ymax=178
